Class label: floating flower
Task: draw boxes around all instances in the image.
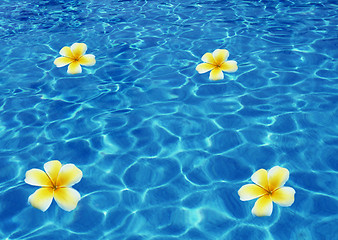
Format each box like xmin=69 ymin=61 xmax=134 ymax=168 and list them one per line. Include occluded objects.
xmin=54 ymin=43 xmax=96 ymax=74
xmin=238 ymin=166 xmax=295 ymax=217
xmin=25 ymin=160 xmax=82 ymax=212
xmin=196 ymin=49 xmax=238 ymax=80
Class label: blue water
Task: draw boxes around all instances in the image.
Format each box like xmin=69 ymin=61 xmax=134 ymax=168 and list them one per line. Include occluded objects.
xmin=0 ymin=0 xmax=338 ymax=239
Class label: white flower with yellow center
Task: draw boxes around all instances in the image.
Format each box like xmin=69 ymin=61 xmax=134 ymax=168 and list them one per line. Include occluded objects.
xmin=54 ymin=43 xmax=96 ymax=74
xmin=196 ymin=49 xmax=238 ymax=81
xmin=238 ymin=166 xmax=295 ymax=217
xmin=25 ymin=160 xmax=83 ymax=212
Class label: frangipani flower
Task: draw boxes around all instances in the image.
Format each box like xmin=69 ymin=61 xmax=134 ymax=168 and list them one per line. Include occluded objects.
xmin=238 ymin=166 xmax=295 ymax=217
xmin=196 ymin=49 xmax=238 ymax=81
xmin=54 ymin=43 xmax=96 ymax=74
xmin=25 ymin=160 xmax=82 ymax=212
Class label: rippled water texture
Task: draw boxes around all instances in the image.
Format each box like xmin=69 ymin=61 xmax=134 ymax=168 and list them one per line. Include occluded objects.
xmin=0 ymin=0 xmax=338 ymax=239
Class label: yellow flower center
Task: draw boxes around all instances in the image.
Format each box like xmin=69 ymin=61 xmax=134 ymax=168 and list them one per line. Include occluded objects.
xmin=50 ymin=180 xmax=57 ymax=190
xmin=267 ymin=188 xmax=277 ymax=196
xmin=45 ymin=172 xmax=57 ymax=190
xmin=73 ymin=55 xmax=83 ymax=62
xmin=215 ymin=61 xmax=223 ymax=68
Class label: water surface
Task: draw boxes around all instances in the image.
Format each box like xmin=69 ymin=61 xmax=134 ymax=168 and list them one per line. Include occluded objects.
xmin=0 ymin=0 xmax=337 ymax=239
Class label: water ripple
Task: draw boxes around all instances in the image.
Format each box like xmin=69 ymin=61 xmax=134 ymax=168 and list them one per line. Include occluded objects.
xmin=0 ymin=0 xmax=337 ymax=239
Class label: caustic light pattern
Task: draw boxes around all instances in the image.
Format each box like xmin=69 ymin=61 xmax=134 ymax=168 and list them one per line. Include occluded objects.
xmin=238 ymin=166 xmax=295 ymax=217
xmin=196 ymin=49 xmax=238 ymax=81
xmin=25 ymin=160 xmax=83 ymax=212
xmin=54 ymin=43 xmax=96 ymax=74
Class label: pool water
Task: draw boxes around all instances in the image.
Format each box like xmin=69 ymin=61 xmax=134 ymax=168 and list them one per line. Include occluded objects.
xmin=0 ymin=0 xmax=338 ymax=239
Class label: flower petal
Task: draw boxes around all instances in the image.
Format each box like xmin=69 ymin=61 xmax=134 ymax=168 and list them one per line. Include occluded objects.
xmin=271 ymin=186 xmax=295 ymax=207
xmin=44 ymin=160 xmax=62 ymax=186
xmin=196 ymin=63 xmax=215 ymax=74
xmin=28 ymin=187 xmax=54 ymax=212
xmin=209 ymin=67 xmax=224 ymax=81
xmin=212 ymin=49 xmax=229 ymax=65
xmin=238 ymin=184 xmax=268 ymax=201
xmin=25 ymin=169 xmax=52 ymax=187
xmin=78 ymin=54 xmax=96 ymax=66
xmin=71 ymin=43 xmax=87 ymax=59
xmin=54 ymin=187 xmax=81 ymax=211
xmin=251 ymin=169 xmax=269 ymax=191
xmin=268 ymin=166 xmax=289 ymax=191
xmin=59 ymin=46 xmax=74 ymax=58
xmin=56 ymin=164 xmax=83 ymax=187
xmin=54 ymin=57 xmax=74 ymax=67
xmin=220 ymin=60 xmax=238 ymax=73
xmin=201 ymin=52 xmax=216 ymax=64
xmin=67 ymin=62 xmax=82 ymax=74
xmin=251 ymin=195 xmax=273 ymax=217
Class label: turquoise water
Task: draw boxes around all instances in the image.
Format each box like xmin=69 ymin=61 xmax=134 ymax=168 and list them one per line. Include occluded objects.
xmin=0 ymin=0 xmax=338 ymax=239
